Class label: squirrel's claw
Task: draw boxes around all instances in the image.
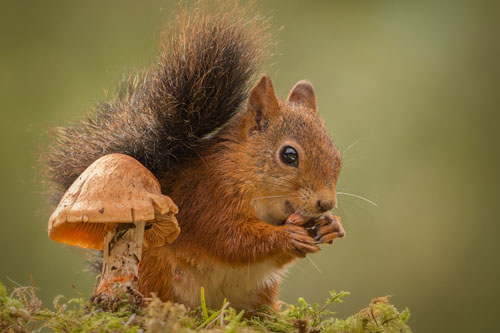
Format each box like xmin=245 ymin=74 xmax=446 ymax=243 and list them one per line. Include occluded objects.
xmin=285 ymin=226 xmax=320 ymax=257
xmin=285 ymin=213 xmax=308 ymax=226
xmin=312 ymin=213 xmax=345 ymax=244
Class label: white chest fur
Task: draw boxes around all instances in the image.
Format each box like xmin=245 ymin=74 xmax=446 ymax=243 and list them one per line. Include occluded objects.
xmin=171 ymin=259 xmax=284 ymax=310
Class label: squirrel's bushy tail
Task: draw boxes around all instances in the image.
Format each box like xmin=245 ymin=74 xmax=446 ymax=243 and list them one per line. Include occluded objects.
xmin=43 ymin=1 xmax=269 ymax=199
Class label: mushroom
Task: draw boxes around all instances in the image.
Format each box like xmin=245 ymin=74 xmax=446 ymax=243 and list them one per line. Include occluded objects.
xmin=48 ymin=153 xmax=179 ymax=304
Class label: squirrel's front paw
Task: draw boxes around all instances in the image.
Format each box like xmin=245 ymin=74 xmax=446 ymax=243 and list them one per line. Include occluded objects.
xmin=311 ymin=213 xmax=345 ymax=244
xmin=285 ymin=225 xmax=320 ymax=258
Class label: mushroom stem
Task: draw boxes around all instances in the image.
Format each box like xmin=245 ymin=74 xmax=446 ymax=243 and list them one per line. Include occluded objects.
xmin=92 ymin=221 xmax=146 ymax=306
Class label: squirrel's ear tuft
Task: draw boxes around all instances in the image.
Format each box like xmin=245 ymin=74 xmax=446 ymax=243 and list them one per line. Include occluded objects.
xmin=287 ymin=80 xmax=317 ymax=112
xmin=245 ymin=74 xmax=280 ymax=132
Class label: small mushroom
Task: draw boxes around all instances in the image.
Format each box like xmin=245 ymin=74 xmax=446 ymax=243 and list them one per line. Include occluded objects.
xmin=48 ymin=153 xmax=180 ymax=304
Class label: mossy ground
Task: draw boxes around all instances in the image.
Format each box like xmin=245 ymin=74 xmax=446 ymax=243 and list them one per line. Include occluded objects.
xmin=0 ymin=282 xmax=411 ymax=332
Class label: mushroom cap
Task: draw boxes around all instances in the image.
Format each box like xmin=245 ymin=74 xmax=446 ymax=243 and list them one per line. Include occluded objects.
xmin=48 ymin=154 xmax=179 ymax=249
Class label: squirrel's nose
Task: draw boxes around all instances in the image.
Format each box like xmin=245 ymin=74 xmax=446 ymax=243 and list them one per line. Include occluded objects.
xmin=317 ymin=199 xmax=335 ymax=213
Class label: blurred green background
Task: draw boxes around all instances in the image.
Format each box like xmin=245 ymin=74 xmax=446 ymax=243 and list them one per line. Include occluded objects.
xmin=1 ymin=0 xmax=499 ymax=331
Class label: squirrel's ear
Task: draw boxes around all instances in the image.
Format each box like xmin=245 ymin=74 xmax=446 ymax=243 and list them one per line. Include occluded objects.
xmin=287 ymin=80 xmax=317 ymax=112
xmin=245 ymin=74 xmax=280 ymax=133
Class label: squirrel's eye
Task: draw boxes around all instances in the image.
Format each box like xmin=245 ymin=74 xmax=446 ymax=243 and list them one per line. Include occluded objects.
xmin=280 ymin=146 xmax=299 ymax=167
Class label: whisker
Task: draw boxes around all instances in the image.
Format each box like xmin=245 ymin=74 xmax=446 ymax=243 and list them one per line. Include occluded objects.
xmin=269 ymin=175 xmax=305 ymax=189
xmin=253 ymin=180 xmax=296 ymax=190
xmin=337 ymin=191 xmax=378 ymax=207
xmin=251 ymin=195 xmax=300 ymax=201
xmin=298 ymin=172 xmax=313 ymax=191
xmin=338 ymin=200 xmax=374 ymax=219
xmin=334 ymin=205 xmax=349 ymax=223
xmin=334 ymin=204 xmax=347 ymax=221
xmin=293 ymin=263 xmax=308 ymax=274
xmin=341 ymin=137 xmax=369 ymax=155
xmin=294 ymin=201 xmax=307 ymax=216
xmin=306 ymin=256 xmax=323 ymax=274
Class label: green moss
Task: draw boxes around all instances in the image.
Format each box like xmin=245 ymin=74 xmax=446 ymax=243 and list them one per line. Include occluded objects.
xmin=0 ymin=281 xmax=411 ymax=332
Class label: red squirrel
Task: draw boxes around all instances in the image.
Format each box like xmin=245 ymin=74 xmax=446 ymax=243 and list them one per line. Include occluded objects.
xmin=44 ymin=1 xmax=345 ymax=311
